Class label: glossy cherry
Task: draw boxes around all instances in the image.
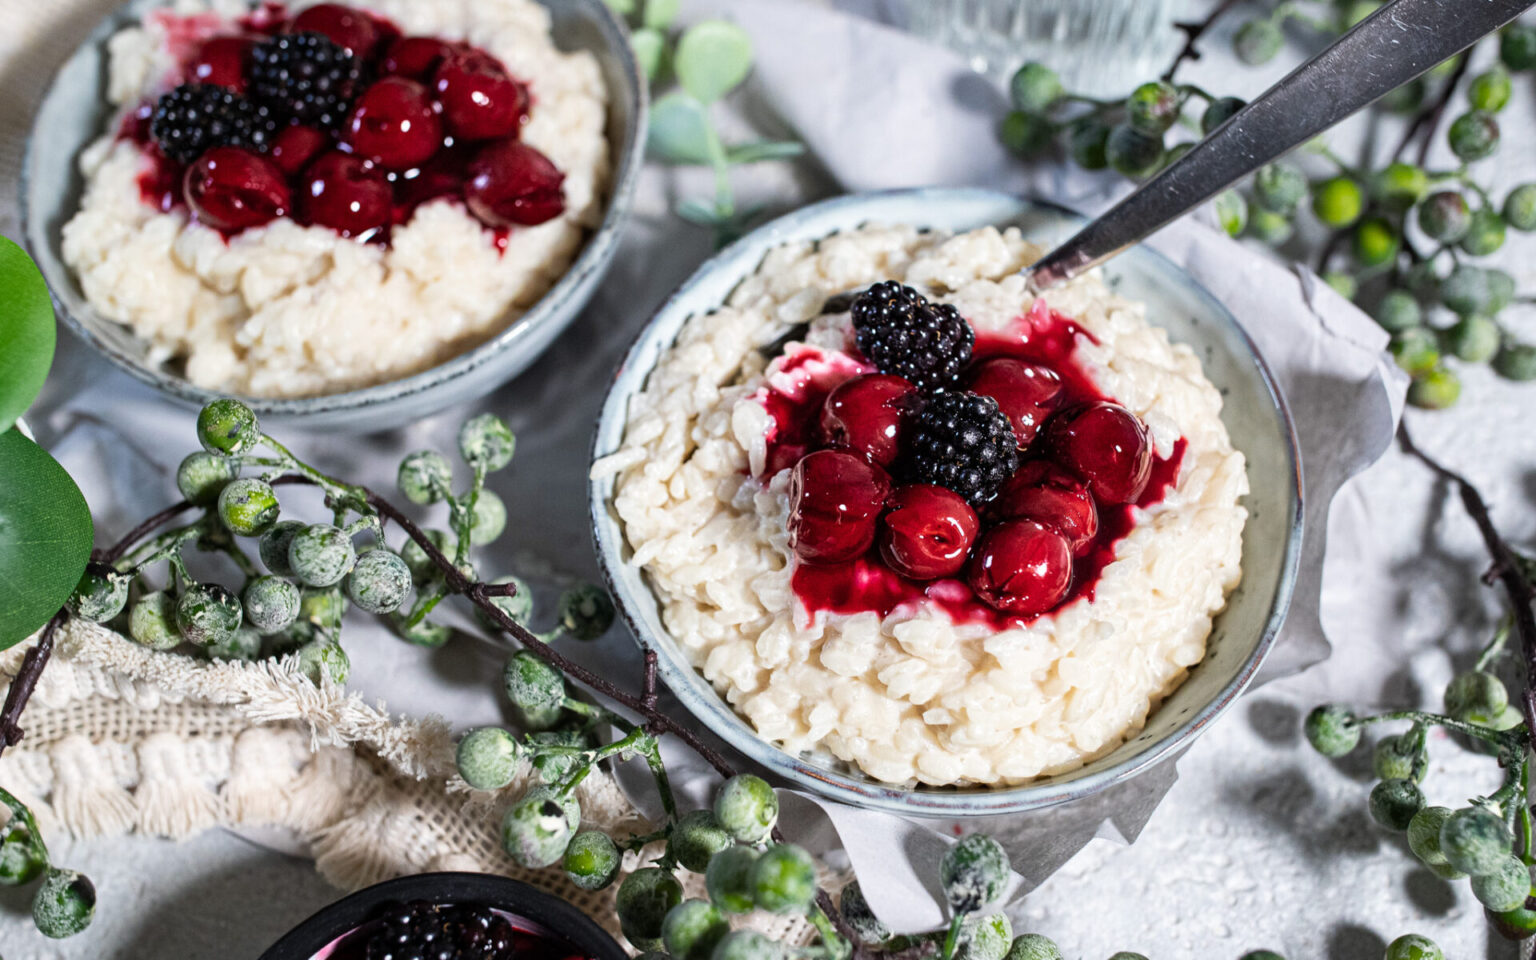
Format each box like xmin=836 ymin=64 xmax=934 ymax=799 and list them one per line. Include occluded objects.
xmin=464 ymin=139 xmax=565 ymax=227
xmin=990 ymin=461 xmax=1099 ymax=556
xmin=878 ymin=485 xmax=979 ymax=580
xmin=965 ymin=357 xmax=1063 ymax=447
xmin=344 ymin=77 xmax=442 ymax=171
xmin=183 ymin=147 xmax=291 ymax=232
xmin=1042 ymin=401 xmax=1153 ymax=504
xmin=433 ymin=51 xmax=528 ymax=141
xmin=268 ymin=125 xmax=331 ymax=175
xmin=818 ymin=374 xmax=917 ymax=467
xmin=967 ymin=519 xmax=1073 ymax=616
xmin=788 ymin=450 xmax=892 ymax=564
xmin=381 ymin=36 xmax=458 ymax=80
xmin=297 ymin=150 xmax=392 ymax=239
xmin=287 ymin=4 xmax=384 ymax=59
xmin=186 ymin=35 xmax=253 ymax=91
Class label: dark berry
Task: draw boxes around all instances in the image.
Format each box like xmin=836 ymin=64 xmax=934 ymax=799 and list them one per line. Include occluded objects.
xmin=268 ymin=124 xmax=331 ymax=175
xmin=991 ymin=460 xmax=1098 ymax=555
xmin=434 ymin=51 xmax=529 ymax=141
xmin=186 ymin=36 xmax=254 ymax=92
xmin=184 ymin=147 xmax=291 ymax=231
xmin=968 ymin=520 xmax=1073 ymax=616
xmin=288 ymin=4 xmax=386 ymax=60
xmin=364 ymin=899 xmax=516 ymax=960
xmin=1042 ymin=401 xmax=1152 ymax=504
xmin=150 ymin=83 xmax=275 ymax=164
xmin=465 ymin=139 xmax=566 ymax=227
xmin=878 ymin=484 xmax=978 ymax=580
xmin=249 ymin=32 xmax=362 ymax=131
xmin=383 ymin=36 xmax=458 ymax=80
xmin=850 ymin=282 xmax=974 ymax=391
xmin=908 ymin=391 xmax=1020 ymax=506
xmin=345 ymin=77 xmax=442 ymax=170
xmin=818 ymin=373 xmax=918 ymax=467
xmin=788 ymin=450 xmax=891 ymax=564
xmin=297 ymin=151 xmax=392 ymax=239
xmin=964 ymin=357 xmax=1063 ymax=446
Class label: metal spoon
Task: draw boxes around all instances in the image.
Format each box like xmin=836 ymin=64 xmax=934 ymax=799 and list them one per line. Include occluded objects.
xmin=1025 ymin=0 xmax=1536 ymax=292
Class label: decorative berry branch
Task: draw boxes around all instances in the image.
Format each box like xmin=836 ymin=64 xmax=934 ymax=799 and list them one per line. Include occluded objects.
xmin=1161 ymin=0 xmax=1246 ymax=83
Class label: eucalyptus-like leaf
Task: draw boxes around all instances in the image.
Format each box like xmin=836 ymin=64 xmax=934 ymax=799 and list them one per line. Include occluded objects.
xmin=642 ymin=0 xmax=680 ymax=30
xmin=631 ymin=27 xmax=668 ymax=83
xmin=0 ymin=238 xmax=55 ymax=435
xmin=603 ymin=0 xmax=636 ymax=15
xmin=675 ymin=197 xmax=728 ymax=226
xmin=648 ymin=92 xmax=714 ymax=165
xmin=674 ymin=20 xmax=753 ymax=104
xmin=0 ymin=430 xmax=93 ymax=649
xmin=726 ymin=140 xmax=805 ymax=165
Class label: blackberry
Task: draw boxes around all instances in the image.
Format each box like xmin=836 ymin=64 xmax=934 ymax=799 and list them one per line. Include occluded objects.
xmin=149 ymin=84 xmax=277 ymax=164
xmin=850 ymin=281 xmax=974 ymax=391
xmin=248 ymin=32 xmax=361 ymax=130
xmin=909 ymin=391 xmax=1020 ymax=505
xmin=365 ymin=900 xmax=516 ymax=960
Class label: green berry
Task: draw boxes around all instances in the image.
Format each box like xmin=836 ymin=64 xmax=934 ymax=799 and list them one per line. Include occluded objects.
xmin=704 ymin=846 xmax=759 ymax=914
xmin=1234 ymin=19 xmax=1283 ymax=65
xmin=1126 ymin=81 xmax=1180 ymax=135
xmin=397 ymin=450 xmax=452 ymax=505
xmin=1372 ymin=734 xmax=1422 ymax=782
xmin=217 ymin=477 xmax=281 ymax=537
xmin=288 ymin=523 xmax=356 ymax=588
xmin=710 ymin=930 xmax=781 ymax=960
xmin=1449 ymin=111 xmax=1499 ymax=161
xmin=128 ymin=591 xmax=181 ymax=650
xmin=299 ymin=587 xmax=348 ymax=629
xmin=1503 ymin=23 xmax=1536 ymax=69
xmin=475 ymin=575 xmax=534 ymax=632
xmin=206 ymin=625 xmax=261 ymax=661
xmin=242 ymin=575 xmax=300 ymax=634
xmin=1503 ymin=183 xmax=1536 ymax=230
xmin=456 ymin=726 xmax=521 ymax=790
xmin=1384 ymin=934 xmax=1442 ymax=960
xmin=1239 ymin=952 xmax=1285 ymax=960
xmin=1402 ymin=261 xmax=1442 ymax=300
xmin=1353 ymin=217 xmax=1399 ymax=268
xmin=1461 ymin=209 xmax=1507 ymax=256
xmin=391 ymin=614 xmax=451 ymax=648
xmin=528 ymin=729 xmax=590 ymax=784
xmin=296 ymin=638 xmax=350 ymax=685
xmin=564 ymin=830 xmax=621 ymax=891
xmin=458 ymin=414 xmax=516 ymax=472
xmin=176 ymin=583 xmax=242 ymax=646
xmin=1390 ymin=328 xmax=1440 ymax=376
xmin=504 ymin=650 xmax=566 ymax=714
xmin=345 ymin=549 xmax=411 ymax=614
xmin=1445 ymin=670 xmax=1509 ymax=723
xmin=998 ymin=112 xmax=1054 ymax=158
xmin=662 ymin=899 xmax=729 ymax=960
xmin=1066 ymin=117 xmax=1109 ymax=170
xmin=1473 ymin=855 xmax=1531 ymax=912
xmin=1488 ymin=897 xmax=1536 ymax=940
xmin=0 ymin=828 xmax=46 ymax=886
xmin=259 ymin=520 xmax=304 ymax=577
xmin=502 ymin=785 xmax=580 ymax=869
xmin=468 ymin=489 xmax=508 ymax=545
xmin=1372 ymin=162 xmax=1429 ymax=212
xmin=1489 ymin=268 xmax=1519 ymax=311
xmin=1009 ymin=63 xmax=1061 ymax=113
xmin=197 ymin=398 xmax=259 ymax=455
xmin=1446 ymin=316 xmax=1502 ymax=364
xmin=838 ymin=880 xmax=891 ymax=944
xmin=1373 ymin=291 xmax=1422 ymax=333
xmin=514 ymin=698 xmax=567 ymax=733
xmin=558 ymin=584 xmax=615 ymax=641
xmin=263 ymin=621 xmax=314 ymax=657
xmin=1494 ymin=342 xmax=1536 ymax=381
xmin=959 ymin=914 xmax=1013 ymax=960
xmin=714 ymin=774 xmax=778 ymax=843
xmin=1441 ymin=806 xmax=1513 ymax=876
xmin=668 ymin=809 xmax=732 ymax=874
xmin=1303 ymin=704 xmax=1360 ymax=757
xmin=1417 ymin=191 xmax=1471 ymax=242
xmin=941 ymin=834 xmax=1009 ymax=915
xmin=1214 ymin=190 xmax=1247 ymax=237
xmin=1369 ymin=778 xmax=1424 ymax=831
xmin=1247 ymin=208 xmax=1294 ymax=245
xmin=1313 ymin=176 xmax=1364 ymax=228
xmin=67 ymin=562 xmax=127 ymax=624
xmin=1254 ymin=163 xmax=1307 ymax=214
xmin=1323 ymin=271 xmax=1358 ymax=301
xmin=1201 ymin=96 xmax=1245 ymax=135
xmin=1107 ymin=954 xmax=1149 ymax=960
xmin=617 ymin=867 xmax=683 ymax=943
xmin=31 ymin=868 xmax=95 ymax=939
xmin=1407 ymin=806 xmax=1465 ymax=879
xmin=751 ymin=843 xmax=817 ymax=914
xmin=1407 ymin=367 xmax=1462 ymax=410
xmin=1104 ymin=124 xmax=1163 ymax=178
xmin=402 ymin=529 xmax=457 ymax=585
xmin=1004 ymin=935 xmax=1062 ymax=960
xmin=1440 ymin=265 xmax=1508 ymax=317
xmin=176 ymin=451 xmax=236 ymax=506
xmin=1470 ymin=66 xmax=1513 ymax=111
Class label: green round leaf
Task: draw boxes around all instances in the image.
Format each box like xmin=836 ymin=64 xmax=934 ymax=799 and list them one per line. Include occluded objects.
xmin=649 ymin=92 xmax=714 ymax=165
xmin=631 ymin=27 xmax=668 ymax=82
xmin=0 ymin=430 xmax=93 ymax=649
xmin=674 ymin=20 xmax=753 ymax=104
xmin=0 ymin=238 xmax=56 ymax=434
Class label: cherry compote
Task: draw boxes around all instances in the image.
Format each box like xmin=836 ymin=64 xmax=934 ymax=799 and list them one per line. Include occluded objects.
xmin=787 ymin=450 xmax=891 ymax=564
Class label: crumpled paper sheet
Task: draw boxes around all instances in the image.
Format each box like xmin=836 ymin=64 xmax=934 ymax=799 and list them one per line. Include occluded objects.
xmin=20 ymin=0 xmax=1403 ymax=938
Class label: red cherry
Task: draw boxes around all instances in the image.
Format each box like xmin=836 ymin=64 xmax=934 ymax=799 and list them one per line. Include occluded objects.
xmin=967 ymin=519 xmax=1073 ymax=616
xmin=788 ymin=450 xmax=891 ymax=564
xmin=1042 ymin=401 xmax=1153 ymax=504
xmin=381 ymin=36 xmax=457 ymax=80
xmin=818 ymin=374 xmax=918 ymax=467
xmin=287 ymin=4 xmax=384 ymax=59
xmin=183 ymin=147 xmax=290 ymax=232
xmin=297 ymin=150 xmax=392 ymax=239
xmin=465 ymin=139 xmax=566 ymax=227
xmin=433 ymin=51 xmax=529 ymax=141
xmin=965 ymin=357 xmax=1062 ymax=447
xmin=186 ymin=36 xmax=253 ymax=91
xmin=268 ymin=125 xmax=330 ymax=175
xmin=991 ymin=461 xmax=1098 ymax=556
xmin=344 ymin=78 xmax=442 ymax=171
xmin=878 ymin=485 xmax=979 ymax=580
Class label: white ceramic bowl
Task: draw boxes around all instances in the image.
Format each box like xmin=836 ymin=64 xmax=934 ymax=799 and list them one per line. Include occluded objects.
xmin=21 ymin=0 xmax=645 ymax=433
xmin=590 ymin=188 xmax=1304 ymax=818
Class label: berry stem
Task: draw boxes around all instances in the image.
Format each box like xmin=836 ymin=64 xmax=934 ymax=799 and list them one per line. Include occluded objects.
xmin=1161 ymin=0 xmax=1245 ymax=83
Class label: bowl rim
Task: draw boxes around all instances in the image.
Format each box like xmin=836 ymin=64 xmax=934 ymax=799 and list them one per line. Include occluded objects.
xmin=19 ymin=0 xmax=647 ymax=419
xmin=588 ymin=186 xmax=1305 ymax=817
xmin=256 ymin=872 xmax=628 ymax=960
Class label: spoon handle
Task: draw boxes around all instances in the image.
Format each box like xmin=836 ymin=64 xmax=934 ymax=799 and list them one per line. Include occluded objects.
xmin=1025 ymin=0 xmax=1536 ymax=292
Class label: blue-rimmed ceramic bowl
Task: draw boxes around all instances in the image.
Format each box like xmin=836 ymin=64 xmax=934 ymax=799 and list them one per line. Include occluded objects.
xmin=22 ymin=0 xmax=644 ymax=433
xmin=590 ymin=188 xmax=1304 ymax=818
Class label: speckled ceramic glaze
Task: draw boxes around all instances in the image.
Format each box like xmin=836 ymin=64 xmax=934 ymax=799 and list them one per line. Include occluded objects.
xmin=590 ymin=188 xmax=1304 ymax=818
xmin=22 ymin=0 xmax=645 ymax=433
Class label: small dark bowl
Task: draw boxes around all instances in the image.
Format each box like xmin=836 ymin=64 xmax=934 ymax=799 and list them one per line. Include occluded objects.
xmin=259 ymin=873 xmax=627 ymax=960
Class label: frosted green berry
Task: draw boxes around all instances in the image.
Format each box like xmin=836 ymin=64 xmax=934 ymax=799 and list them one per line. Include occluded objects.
xmin=1371 ymin=162 xmax=1428 ymax=212
xmin=1303 ymin=704 xmax=1360 ymax=757
xmin=704 ymin=846 xmax=759 ymax=914
xmin=1009 ymin=63 xmax=1061 ymax=113
xmin=1446 ymin=316 xmax=1502 ymax=364
xmin=504 ymin=650 xmax=566 ymax=715
xmin=128 ymin=591 xmax=181 ymax=650
xmin=456 ymin=726 xmax=521 ymax=790
xmin=475 ymin=575 xmax=533 ymax=632
xmin=31 ymin=868 xmax=95 ymax=939
xmin=1408 ymin=806 xmax=1464 ymax=878
xmin=1104 ymin=124 xmax=1162 ymax=178
xmin=0 ymin=827 xmax=46 ymax=886
xmin=1503 ymin=23 xmax=1536 ymax=69
xmin=1067 ymin=117 xmax=1109 ymax=170
xmin=1495 ymin=342 xmax=1536 ymax=381
xmin=1461 ymin=209 xmax=1507 ymax=256
xmin=559 ymin=584 xmax=615 ymax=641
xmin=1373 ymin=291 xmax=1422 ymax=333
xmin=502 ymin=785 xmax=580 ymax=868
xmin=1005 ymin=935 xmax=1062 ymax=960
xmin=1254 ymin=163 xmax=1307 ymax=214
xmin=1126 ymin=81 xmax=1180 ymax=135
xmin=206 ymin=626 xmax=261 ymax=661
xmin=259 ymin=520 xmax=304 ymax=576
xmin=1503 ymin=183 xmax=1536 ymax=230
xmin=391 ymin=614 xmax=451 ymax=648
xmin=1441 ymin=806 xmax=1513 ymax=876
xmin=751 ymin=843 xmax=817 ymax=914
xmin=288 ymin=524 xmax=355 ymax=588
xmin=176 ymin=451 xmax=236 ymax=506
xmin=663 ymin=899 xmax=729 ymax=960
xmin=616 ymin=867 xmax=683 ymax=943
xmin=197 ymin=398 xmax=259 ymax=455
xmin=1391 ymin=329 xmax=1440 ymax=376
xmin=1372 ymin=734 xmax=1422 ymax=782
xmin=299 ymin=587 xmax=347 ymax=629
xmin=1107 ymin=953 xmax=1149 ymax=960
xmin=176 ymin=583 xmax=242 ymax=646
xmin=1449 ymin=111 xmax=1499 ymax=161
xmin=68 ymin=562 xmax=127 ymax=624
xmin=1247 ymin=208 xmax=1294 ymax=245
xmin=838 ymin=880 xmax=890 ymax=944
xmin=941 ymin=834 xmax=1009 ymax=914
xmin=1470 ymin=66 xmax=1513 ymax=112
xmin=1384 ymin=934 xmax=1441 ymax=960
xmin=470 ymin=489 xmax=507 ymax=545
xmin=564 ymin=830 xmax=621 ymax=891
xmin=1353 ymin=217 xmax=1398 ymax=268
xmin=397 ymin=450 xmax=452 ymax=505
xmin=1369 ymin=778 xmax=1424 ymax=831
xmin=668 ymin=809 xmax=732 ymax=874
xmin=1234 ymin=18 xmax=1282 ymax=64
xmin=1473 ymin=855 xmax=1531 ymax=912
xmin=296 ymin=638 xmax=350 ymax=685
xmin=1313 ymin=177 xmax=1363 ymax=227
xmin=459 ymin=414 xmax=516 ymax=472
xmin=1214 ymin=190 xmax=1247 ymax=237
xmin=1407 ymin=368 xmax=1461 ymax=410
xmin=714 ymin=774 xmax=778 ymax=843
xmin=998 ymin=112 xmax=1053 ymax=158
xmin=1446 ymin=670 xmax=1509 ymax=723
xmin=242 ymin=575 xmax=301 ymax=634
xmin=1440 ymin=265 xmax=1508 ymax=317
xmin=402 ymin=529 xmax=457 ymax=585
xmin=218 ymin=477 xmax=280 ymax=537
xmin=1323 ymin=272 xmax=1358 ymax=301
xmin=515 ymin=699 xmax=567 ymax=733
xmin=1418 ymin=191 xmax=1471 ymax=242
xmin=345 ymin=549 xmax=411 ymax=614
xmin=1201 ymin=96 xmax=1245 ymax=134
xmin=711 ymin=930 xmax=781 ymax=960
xmin=959 ymin=915 xmax=1013 ymax=960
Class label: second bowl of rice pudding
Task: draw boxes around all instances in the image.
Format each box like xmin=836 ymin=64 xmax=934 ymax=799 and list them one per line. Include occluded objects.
xmin=591 ymin=189 xmax=1302 ymax=815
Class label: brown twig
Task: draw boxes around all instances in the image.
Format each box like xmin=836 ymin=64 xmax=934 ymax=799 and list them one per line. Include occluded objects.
xmin=1390 ymin=53 xmax=1472 ymax=166
xmin=1162 ymin=0 xmax=1246 ymax=82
